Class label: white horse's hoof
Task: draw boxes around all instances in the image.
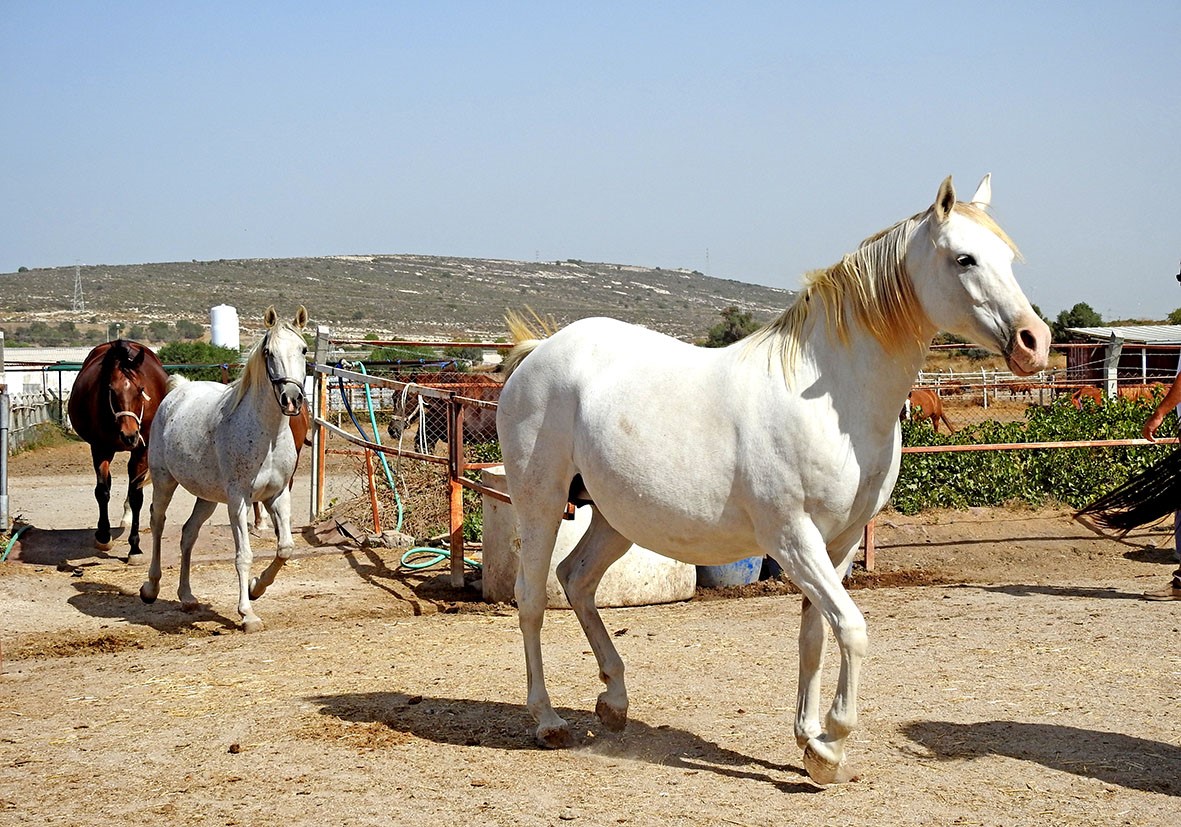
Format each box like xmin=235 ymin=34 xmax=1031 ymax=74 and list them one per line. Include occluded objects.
xmin=248 ymin=576 xmax=266 ymax=600
xmin=803 ymin=743 xmax=860 ymax=785
xmin=242 ymin=618 xmax=265 ymax=633
xmin=180 ymin=598 xmax=200 ymax=613
xmin=536 ymin=723 xmax=574 ymax=749
xmin=595 ymin=696 xmax=628 ymax=732
xmin=126 ymin=551 xmax=146 ymax=565
xmin=139 ymin=582 xmax=159 ymax=604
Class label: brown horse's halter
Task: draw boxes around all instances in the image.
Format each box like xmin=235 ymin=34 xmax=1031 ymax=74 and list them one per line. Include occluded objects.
xmin=109 ymin=379 xmax=152 ymax=446
xmin=263 ymin=329 xmax=305 ymax=414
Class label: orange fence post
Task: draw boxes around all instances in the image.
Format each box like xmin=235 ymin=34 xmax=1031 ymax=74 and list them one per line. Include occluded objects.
xmin=447 ymin=394 xmax=466 ymax=588
xmin=863 ymin=520 xmax=875 ymax=572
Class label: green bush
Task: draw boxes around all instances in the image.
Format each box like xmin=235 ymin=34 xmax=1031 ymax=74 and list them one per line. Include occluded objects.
xmin=891 ymin=394 xmax=1173 ymax=514
xmin=157 ymin=341 xmax=242 ymax=382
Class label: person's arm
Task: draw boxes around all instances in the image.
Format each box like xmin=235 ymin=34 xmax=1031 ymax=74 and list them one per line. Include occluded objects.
xmin=1142 ymin=376 xmax=1181 ymax=441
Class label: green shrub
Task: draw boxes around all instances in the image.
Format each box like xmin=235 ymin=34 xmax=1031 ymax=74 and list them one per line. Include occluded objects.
xmin=891 ymin=394 xmax=1172 ymax=514
xmin=157 ymin=341 xmax=242 ymax=382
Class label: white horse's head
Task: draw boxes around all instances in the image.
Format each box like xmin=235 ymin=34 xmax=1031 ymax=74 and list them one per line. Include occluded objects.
xmin=907 ymin=176 xmax=1050 ymax=376
xmin=260 ymin=305 xmax=309 ymax=416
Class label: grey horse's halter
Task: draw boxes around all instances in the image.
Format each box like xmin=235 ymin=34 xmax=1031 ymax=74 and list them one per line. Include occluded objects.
xmin=263 ymin=328 xmax=305 ymax=414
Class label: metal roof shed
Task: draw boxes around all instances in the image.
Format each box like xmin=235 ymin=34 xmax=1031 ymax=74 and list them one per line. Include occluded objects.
xmin=1066 ymin=325 xmax=1181 ymax=387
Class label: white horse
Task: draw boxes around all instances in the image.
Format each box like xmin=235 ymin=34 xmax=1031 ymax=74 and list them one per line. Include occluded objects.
xmin=140 ymin=306 xmax=309 ymax=633
xmin=496 ymin=176 xmax=1050 ymax=785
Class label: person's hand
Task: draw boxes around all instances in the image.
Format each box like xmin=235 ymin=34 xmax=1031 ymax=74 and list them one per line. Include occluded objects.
xmin=1143 ymin=412 xmax=1165 ymax=442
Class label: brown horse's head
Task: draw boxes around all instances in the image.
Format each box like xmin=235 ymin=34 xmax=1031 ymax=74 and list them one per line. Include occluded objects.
xmin=102 ymin=340 xmax=154 ymax=449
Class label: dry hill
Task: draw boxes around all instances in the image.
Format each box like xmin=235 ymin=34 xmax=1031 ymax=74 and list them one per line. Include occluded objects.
xmin=0 ymin=255 xmax=796 ymax=342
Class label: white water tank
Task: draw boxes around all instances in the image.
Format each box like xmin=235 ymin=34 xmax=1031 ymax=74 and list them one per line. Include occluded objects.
xmin=210 ymin=304 xmax=239 ymax=350
xmin=480 ymin=466 xmax=697 ymax=607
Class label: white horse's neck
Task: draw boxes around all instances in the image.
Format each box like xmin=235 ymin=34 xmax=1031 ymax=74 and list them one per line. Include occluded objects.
xmin=232 ymin=356 xmax=288 ymax=435
xmin=804 ymin=316 xmax=931 ymax=434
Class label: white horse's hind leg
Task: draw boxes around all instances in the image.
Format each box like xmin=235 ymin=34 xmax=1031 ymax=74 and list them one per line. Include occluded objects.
xmin=140 ymin=473 xmax=178 ymax=603
xmin=556 ymin=510 xmax=633 ymax=732
xmin=249 ymin=489 xmax=294 ymax=599
xmin=513 ymin=489 xmax=570 ymax=748
xmin=177 ymin=498 xmax=217 ymax=611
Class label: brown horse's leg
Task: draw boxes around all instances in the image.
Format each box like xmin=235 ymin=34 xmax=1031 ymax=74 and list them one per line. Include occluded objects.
xmin=125 ymin=447 xmax=149 ymax=561
xmin=90 ymin=445 xmax=115 ymax=551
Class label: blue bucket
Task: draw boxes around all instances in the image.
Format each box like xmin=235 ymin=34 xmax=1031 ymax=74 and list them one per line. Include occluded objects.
xmin=696 ymin=556 xmax=764 ymax=588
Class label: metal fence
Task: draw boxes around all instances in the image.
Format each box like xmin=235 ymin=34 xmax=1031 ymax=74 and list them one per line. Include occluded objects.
xmin=3 ymin=390 xmax=61 ymax=452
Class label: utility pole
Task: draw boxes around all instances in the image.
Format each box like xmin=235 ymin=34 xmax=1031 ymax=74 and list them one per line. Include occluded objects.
xmin=72 ymin=265 xmax=85 ymax=313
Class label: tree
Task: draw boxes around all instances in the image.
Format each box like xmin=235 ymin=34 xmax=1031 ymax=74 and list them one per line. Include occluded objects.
xmin=147 ymin=320 xmax=173 ymax=342
xmin=175 ymin=319 xmax=204 ymax=340
xmin=701 ymin=306 xmax=760 ymax=347
xmin=1051 ymin=302 xmax=1102 ymax=342
xmin=1167 ymin=308 xmax=1181 ymax=325
xmin=158 ymin=341 xmax=242 ymax=382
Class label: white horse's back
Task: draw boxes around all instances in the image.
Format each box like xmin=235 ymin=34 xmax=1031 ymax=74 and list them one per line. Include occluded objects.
xmin=499 ymin=316 xmax=880 ymax=563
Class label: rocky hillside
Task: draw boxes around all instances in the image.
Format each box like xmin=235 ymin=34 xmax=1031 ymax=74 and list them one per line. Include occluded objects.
xmin=0 ymin=255 xmax=796 ymax=342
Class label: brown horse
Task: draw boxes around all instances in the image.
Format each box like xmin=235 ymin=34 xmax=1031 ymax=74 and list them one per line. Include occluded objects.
xmin=253 ymin=402 xmax=311 ymax=530
xmin=386 ymin=371 xmax=502 ymax=451
xmin=902 ymin=388 xmax=955 ymax=433
xmin=1069 ymin=386 xmax=1103 ymax=408
xmin=67 ymin=340 xmax=169 ymax=560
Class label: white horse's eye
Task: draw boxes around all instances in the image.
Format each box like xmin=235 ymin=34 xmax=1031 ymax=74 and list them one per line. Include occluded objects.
xmin=955 ymin=254 xmax=976 ymax=268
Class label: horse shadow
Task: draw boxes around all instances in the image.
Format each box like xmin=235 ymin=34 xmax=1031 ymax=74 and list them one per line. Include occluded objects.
xmin=308 ymin=691 xmax=820 ymax=794
xmin=66 ymin=580 xmax=239 ymax=634
xmin=337 ymin=545 xmax=484 ymax=614
xmin=901 ymin=720 xmax=1180 ymax=796
xmin=957 ymin=582 xmax=1150 ymax=601
xmin=7 ymin=525 xmax=132 ymax=567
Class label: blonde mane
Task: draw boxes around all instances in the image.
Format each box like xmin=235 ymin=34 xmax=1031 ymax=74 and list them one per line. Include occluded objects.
xmin=230 ymin=322 xmax=297 ymax=410
xmin=744 ymin=202 xmax=1020 ymax=381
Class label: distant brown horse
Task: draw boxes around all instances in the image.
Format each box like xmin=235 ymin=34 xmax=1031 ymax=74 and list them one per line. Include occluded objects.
xmin=1118 ymin=383 xmax=1167 ymax=403
xmin=902 ymin=388 xmax=955 ymax=433
xmin=1069 ymin=386 xmax=1104 ymax=408
xmin=386 ymin=371 xmax=502 ymax=451
xmin=253 ymin=402 xmax=311 ymax=530
xmin=67 ymin=340 xmax=169 ymax=560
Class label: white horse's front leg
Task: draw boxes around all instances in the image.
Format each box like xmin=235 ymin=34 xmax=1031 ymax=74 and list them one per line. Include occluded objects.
xmin=227 ymin=493 xmax=263 ymax=632
xmin=776 ymin=527 xmax=866 ymax=785
xmin=249 ymin=488 xmax=294 ymax=599
xmin=794 ymin=595 xmax=825 ymax=749
xmin=792 ymin=536 xmax=861 ymax=750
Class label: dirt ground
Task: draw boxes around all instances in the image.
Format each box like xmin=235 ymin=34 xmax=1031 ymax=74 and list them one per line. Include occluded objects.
xmin=2 ymin=439 xmax=1179 ymax=826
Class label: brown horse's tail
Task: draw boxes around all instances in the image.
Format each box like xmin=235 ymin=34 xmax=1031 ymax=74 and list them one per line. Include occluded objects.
xmin=501 ymin=309 xmax=557 ymax=380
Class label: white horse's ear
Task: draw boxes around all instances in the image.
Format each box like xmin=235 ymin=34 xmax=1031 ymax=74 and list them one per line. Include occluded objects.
xmin=934 ymin=176 xmax=956 ymax=223
xmin=293 ymin=306 xmax=308 ymax=329
xmin=264 ymin=306 xmax=278 ymax=328
xmin=969 ymin=174 xmax=992 ymax=207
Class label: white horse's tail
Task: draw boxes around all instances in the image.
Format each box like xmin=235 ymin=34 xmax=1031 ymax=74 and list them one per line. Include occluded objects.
xmin=501 ymin=309 xmax=557 ymax=380
xmin=166 ymin=374 xmax=189 ymax=393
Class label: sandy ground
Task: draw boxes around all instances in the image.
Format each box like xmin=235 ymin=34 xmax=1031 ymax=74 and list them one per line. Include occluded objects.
xmin=2 ymin=440 xmax=1180 ymax=826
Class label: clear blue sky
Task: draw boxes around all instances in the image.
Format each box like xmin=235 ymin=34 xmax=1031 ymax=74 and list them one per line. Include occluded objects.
xmin=2 ymin=2 xmax=1178 ymax=322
